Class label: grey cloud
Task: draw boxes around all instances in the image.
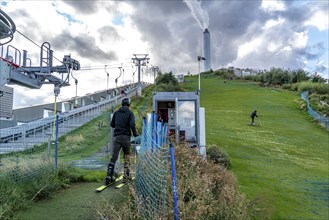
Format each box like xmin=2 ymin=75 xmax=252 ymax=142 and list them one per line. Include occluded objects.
xmin=128 ymin=0 xmax=327 ymax=73
xmin=207 ymin=0 xmax=265 ymax=67
xmin=299 ymin=42 xmax=325 ymax=60
xmin=10 ymin=9 xmax=40 ymax=41
xmin=98 ymin=26 xmax=122 ymax=41
xmin=127 ymin=0 xmax=278 ymax=72
xmin=127 ymin=0 xmax=208 ymax=72
xmin=61 ymin=0 xmax=100 ymax=14
xmin=315 ymin=64 xmax=328 ymax=74
xmin=51 ymin=32 xmax=118 ymax=62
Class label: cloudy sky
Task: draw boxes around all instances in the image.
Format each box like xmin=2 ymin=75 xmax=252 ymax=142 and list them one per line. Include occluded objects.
xmin=1 ymin=0 xmax=328 ymax=108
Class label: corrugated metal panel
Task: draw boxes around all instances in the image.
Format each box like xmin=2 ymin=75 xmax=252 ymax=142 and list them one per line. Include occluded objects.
xmin=0 ymin=85 xmax=13 ymax=118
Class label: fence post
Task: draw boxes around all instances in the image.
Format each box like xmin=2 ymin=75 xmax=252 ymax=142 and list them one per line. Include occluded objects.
xmin=152 ymin=112 xmax=156 ymax=152
xmin=54 ymin=114 xmax=59 ymax=172
xmin=48 ymin=135 xmax=51 ymax=158
xmin=169 ymin=143 xmax=179 ymax=220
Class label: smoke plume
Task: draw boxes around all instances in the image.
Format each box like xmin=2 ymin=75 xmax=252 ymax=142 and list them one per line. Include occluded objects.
xmin=183 ymin=0 xmax=209 ymax=29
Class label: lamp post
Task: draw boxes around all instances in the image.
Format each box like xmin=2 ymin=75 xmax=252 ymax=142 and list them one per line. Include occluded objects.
xmin=104 ymin=65 xmax=109 ymax=90
xmin=197 ymin=56 xmax=206 ymax=92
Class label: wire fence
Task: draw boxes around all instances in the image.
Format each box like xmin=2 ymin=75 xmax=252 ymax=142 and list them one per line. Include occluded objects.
xmin=134 ymin=113 xmax=170 ymax=219
xmin=301 ymin=91 xmax=329 ymax=129
xmin=0 ymin=89 xmax=137 ymax=182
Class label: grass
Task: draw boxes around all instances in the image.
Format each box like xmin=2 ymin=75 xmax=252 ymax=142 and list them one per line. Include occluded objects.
xmin=4 ymin=77 xmax=328 ymax=219
xmin=183 ymin=74 xmax=329 ymax=219
xmin=4 ymin=86 xmax=156 ymax=219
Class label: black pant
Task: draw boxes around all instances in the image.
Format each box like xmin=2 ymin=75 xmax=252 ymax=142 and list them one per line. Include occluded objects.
xmin=110 ymin=135 xmax=131 ymax=164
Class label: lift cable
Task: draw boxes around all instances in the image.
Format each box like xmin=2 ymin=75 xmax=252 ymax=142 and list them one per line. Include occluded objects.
xmin=14 ymin=30 xmax=144 ymax=74
xmin=15 ymin=29 xmax=64 ymax=64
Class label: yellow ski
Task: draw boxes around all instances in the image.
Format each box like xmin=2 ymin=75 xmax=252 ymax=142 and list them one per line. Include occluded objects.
xmin=115 ymin=177 xmax=135 ymax=189
xmin=96 ymin=175 xmax=123 ymax=192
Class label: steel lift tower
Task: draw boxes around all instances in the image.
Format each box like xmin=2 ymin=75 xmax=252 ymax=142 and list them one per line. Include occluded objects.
xmin=150 ymin=66 xmax=159 ymax=84
xmin=0 ymin=9 xmax=80 ymax=96
xmin=131 ymin=54 xmax=149 ymax=96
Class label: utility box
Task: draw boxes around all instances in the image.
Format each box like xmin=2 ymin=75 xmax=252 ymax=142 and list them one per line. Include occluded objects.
xmin=153 ymin=92 xmax=205 ymax=148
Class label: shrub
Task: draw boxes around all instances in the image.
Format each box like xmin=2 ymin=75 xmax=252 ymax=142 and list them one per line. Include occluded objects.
xmin=154 ymin=72 xmax=182 ymax=92
xmin=291 ymin=83 xmax=299 ymax=91
xmin=243 ymin=68 xmax=310 ymax=86
xmin=0 ymin=171 xmax=68 ymax=219
xmin=207 ymin=145 xmax=232 ymax=169
xmin=282 ymin=84 xmax=292 ymax=90
xmin=309 ymin=93 xmax=329 ymax=116
xmin=214 ymin=69 xmax=235 ymax=79
xmin=0 ymin=178 xmax=26 ymax=219
xmin=297 ymin=81 xmax=329 ymax=94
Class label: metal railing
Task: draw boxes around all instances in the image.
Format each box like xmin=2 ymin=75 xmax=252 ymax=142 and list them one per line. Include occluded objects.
xmin=0 ymin=87 xmax=137 ymax=154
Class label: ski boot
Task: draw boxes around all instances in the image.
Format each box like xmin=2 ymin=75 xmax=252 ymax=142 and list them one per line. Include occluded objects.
xmin=123 ymin=168 xmax=132 ymax=183
xmin=123 ymin=156 xmax=132 ymax=183
xmin=104 ymin=163 xmax=115 ymax=185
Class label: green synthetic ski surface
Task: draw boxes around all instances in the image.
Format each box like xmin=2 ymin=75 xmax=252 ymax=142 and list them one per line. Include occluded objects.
xmin=14 ymin=182 xmax=129 ymax=220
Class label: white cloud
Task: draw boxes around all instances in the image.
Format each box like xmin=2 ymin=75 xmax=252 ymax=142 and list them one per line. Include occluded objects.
xmin=237 ymin=37 xmax=262 ymax=59
xmin=291 ymin=31 xmax=308 ymax=49
xmin=304 ymin=10 xmax=329 ymax=31
xmin=261 ymin=0 xmax=286 ymax=12
xmin=263 ymin=18 xmax=285 ymax=30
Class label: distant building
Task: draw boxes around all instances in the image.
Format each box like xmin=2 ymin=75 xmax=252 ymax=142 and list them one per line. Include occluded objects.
xmin=228 ymin=67 xmax=262 ymax=77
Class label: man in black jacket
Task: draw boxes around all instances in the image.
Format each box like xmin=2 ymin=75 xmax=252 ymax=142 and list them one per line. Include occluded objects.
xmin=250 ymin=110 xmax=258 ymax=126
xmin=105 ymin=97 xmax=138 ymax=184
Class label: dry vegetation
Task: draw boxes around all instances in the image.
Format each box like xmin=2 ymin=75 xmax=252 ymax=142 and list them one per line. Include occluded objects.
xmin=97 ymin=144 xmax=272 ymax=219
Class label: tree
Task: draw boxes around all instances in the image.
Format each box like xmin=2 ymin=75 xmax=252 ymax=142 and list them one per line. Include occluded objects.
xmin=154 ymin=72 xmax=181 ymax=92
xmin=311 ymin=72 xmax=326 ymax=83
xmin=291 ymin=69 xmax=310 ymax=83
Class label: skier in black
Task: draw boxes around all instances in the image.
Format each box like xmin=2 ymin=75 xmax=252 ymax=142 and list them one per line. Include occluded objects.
xmin=250 ymin=110 xmax=258 ymax=126
xmin=105 ymin=97 xmax=138 ymax=184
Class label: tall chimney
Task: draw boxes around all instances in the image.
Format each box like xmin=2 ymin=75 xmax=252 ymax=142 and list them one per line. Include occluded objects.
xmin=203 ymin=28 xmax=211 ymax=71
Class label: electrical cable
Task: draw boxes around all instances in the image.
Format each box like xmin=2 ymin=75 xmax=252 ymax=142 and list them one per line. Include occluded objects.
xmin=15 ymin=29 xmax=64 ymax=64
xmin=14 ymin=29 xmax=137 ymax=73
xmin=79 ymin=63 xmax=131 ymax=71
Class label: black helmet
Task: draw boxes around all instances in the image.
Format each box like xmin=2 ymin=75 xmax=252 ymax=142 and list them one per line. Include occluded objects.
xmin=122 ymin=97 xmax=131 ymax=106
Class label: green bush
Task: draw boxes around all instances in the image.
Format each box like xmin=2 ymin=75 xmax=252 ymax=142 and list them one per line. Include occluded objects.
xmin=0 ymin=172 xmax=68 ymax=219
xmin=0 ymin=178 xmax=26 ymax=219
xmin=154 ymin=72 xmax=182 ymax=92
xmin=242 ymin=68 xmax=311 ymax=86
xmin=213 ymin=69 xmax=235 ymax=79
xmin=282 ymin=84 xmax=292 ymax=90
xmin=309 ymin=93 xmax=329 ymax=116
xmin=207 ymin=145 xmax=232 ymax=169
xmin=291 ymin=83 xmax=299 ymax=91
xmin=297 ymin=81 xmax=329 ymax=94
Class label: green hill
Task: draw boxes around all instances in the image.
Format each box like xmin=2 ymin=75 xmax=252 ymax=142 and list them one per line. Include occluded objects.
xmin=14 ymin=75 xmax=328 ymax=219
xmin=184 ymin=74 xmax=328 ymax=219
